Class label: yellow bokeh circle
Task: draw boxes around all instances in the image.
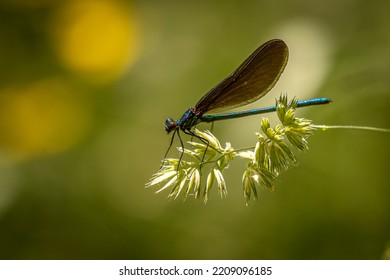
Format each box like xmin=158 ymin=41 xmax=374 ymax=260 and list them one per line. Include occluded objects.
xmin=51 ymin=0 xmax=138 ymax=82
xmin=0 ymin=79 xmax=91 ymax=160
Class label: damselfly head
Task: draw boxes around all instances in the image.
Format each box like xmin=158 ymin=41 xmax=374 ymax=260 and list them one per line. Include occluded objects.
xmin=164 ymin=118 xmax=177 ymax=133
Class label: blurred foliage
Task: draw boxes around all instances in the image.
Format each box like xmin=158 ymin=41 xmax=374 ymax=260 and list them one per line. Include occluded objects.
xmin=0 ymin=0 xmax=389 ymax=259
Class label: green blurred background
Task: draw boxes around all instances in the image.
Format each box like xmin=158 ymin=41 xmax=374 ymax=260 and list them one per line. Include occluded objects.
xmin=0 ymin=0 xmax=389 ymax=259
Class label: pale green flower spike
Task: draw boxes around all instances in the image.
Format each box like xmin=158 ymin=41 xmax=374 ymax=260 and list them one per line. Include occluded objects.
xmin=146 ymin=94 xmax=390 ymax=206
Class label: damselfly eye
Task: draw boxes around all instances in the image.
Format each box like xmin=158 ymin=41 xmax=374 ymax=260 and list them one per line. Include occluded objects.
xmin=165 ymin=118 xmax=176 ymax=133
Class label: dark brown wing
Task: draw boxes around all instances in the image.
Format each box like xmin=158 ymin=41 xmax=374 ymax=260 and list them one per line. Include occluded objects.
xmin=195 ymin=39 xmax=289 ymax=114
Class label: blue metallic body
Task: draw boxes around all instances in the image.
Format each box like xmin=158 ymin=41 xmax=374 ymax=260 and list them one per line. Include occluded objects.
xmin=200 ymin=97 xmax=331 ymax=123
